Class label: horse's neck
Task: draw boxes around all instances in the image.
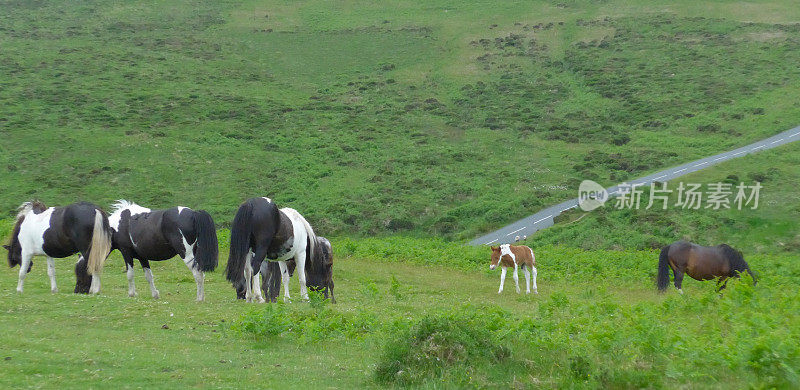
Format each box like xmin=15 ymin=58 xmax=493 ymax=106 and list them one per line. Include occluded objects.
xmin=269 ymin=213 xmax=294 ymax=251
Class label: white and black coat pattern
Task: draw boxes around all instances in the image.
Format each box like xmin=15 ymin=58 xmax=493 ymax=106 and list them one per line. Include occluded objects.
xmin=226 ymin=197 xmax=325 ymax=302
xmin=260 ymin=236 xmax=335 ymax=303
xmin=108 ymin=200 xmax=218 ymax=301
xmin=4 ymin=201 xmax=113 ymax=295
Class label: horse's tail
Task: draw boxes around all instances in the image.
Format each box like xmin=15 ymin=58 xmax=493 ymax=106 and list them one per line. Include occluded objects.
xmin=192 ymin=210 xmax=218 ymax=272
xmin=225 ymin=200 xmax=253 ymax=286
xmin=87 ymin=210 xmax=112 ymax=276
xmin=261 ymin=261 xmax=282 ymax=302
xmin=657 ymin=244 xmax=671 ymax=292
xmin=296 ymin=211 xmax=317 ymax=270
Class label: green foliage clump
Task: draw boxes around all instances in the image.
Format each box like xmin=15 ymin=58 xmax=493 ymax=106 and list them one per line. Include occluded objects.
xmin=231 ymin=302 xmax=376 ymax=343
xmin=375 ymin=306 xmax=513 ymax=386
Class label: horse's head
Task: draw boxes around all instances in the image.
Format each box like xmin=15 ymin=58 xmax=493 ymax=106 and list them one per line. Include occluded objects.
xmin=4 ymin=243 xmax=23 ymax=270
xmin=5 ymin=216 xmax=26 ymax=269
xmin=489 ymin=246 xmax=502 ymax=270
xmin=306 ymin=237 xmax=335 ymax=303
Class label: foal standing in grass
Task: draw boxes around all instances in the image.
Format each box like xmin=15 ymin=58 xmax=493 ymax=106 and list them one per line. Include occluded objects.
xmin=489 ymin=244 xmax=538 ymax=294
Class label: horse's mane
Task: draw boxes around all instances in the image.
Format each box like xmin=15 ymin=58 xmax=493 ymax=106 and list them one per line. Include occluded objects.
xmin=718 ymin=244 xmax=749 ymax=272
xmin=111 ymin=199 xmax=138 ymax=214
xmin=16 ymin=201 xmax=47 ymax=219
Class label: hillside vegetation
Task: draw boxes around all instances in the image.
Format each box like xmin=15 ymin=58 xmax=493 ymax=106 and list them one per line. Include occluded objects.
xmin=530 ymin=141 xmax=800 ymax=253
xmin=0 ymin=240 xmax=797 ymax=388
xmin=2 ymin=0 xmax=800 ymax=241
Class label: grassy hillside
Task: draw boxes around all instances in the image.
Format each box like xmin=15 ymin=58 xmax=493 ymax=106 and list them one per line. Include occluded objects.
xmin=529 ymin=141 xmax=800 ymax=253
xmin=2 ymin=0 xmax=800 ymax=239
xmin=0 ymin=240 xmax=797 ymax=388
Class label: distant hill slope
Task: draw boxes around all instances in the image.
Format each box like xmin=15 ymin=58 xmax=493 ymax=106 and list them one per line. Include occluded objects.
xmin=2 ymin=0 xmax=800 ymax=239
xmin=528 ymin=142 xmax=800 ymax=253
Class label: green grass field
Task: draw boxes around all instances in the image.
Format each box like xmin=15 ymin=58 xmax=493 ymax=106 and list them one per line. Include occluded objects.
xmin=2 ymin=0 xmax=800 ymax=388
xmin=0 ymin=242 xmax=797 ymax=388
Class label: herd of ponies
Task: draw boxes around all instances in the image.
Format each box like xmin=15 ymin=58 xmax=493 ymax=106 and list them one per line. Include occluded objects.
xmin=4 ymin=197 xmax=757 ymax=302
xmin=4 ymin=197 xmax=333 ymax=302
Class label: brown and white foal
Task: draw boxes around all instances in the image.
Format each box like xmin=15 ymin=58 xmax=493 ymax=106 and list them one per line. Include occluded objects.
xmin=489 ymin=244 xmax=538 ymax=294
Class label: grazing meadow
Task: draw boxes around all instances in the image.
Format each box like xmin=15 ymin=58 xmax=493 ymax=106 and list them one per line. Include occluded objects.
xmin=2 ymin=0 xmax=800 ymax=388
xmin=0 ymin=239 xmax=797 ymax=388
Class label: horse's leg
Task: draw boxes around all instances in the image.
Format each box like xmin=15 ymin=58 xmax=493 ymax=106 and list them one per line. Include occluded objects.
xmin=513 ymin=264 xmax=520 ymax=294
xmin=122 ymin=253 xmax=136 ymax=297
xmin=181 ymin=250 xmax=205 ymax=302
xmin=86 ymin=248 xmax=101 ymax=294
xmin=140 ymin=260 xmax=160 ymax=299
xmin=278 ymin=261 xmax=291 ymax=302
xmin=673 ymin=269 xmax=684 ymax=294
xmin=46 ymin=257 xmax=57 ymax=293
xmin=498 ymin=266 xmax=507 ymax=294
xmin=295 ymin=250 xmax=309 ymax=301
xmin=531 ymin=265 xmax=538 ymax=294
xmin=250 ymin=249 xmax=268 ymax=303
xmin=522 ymin=265 xmax=530 ymax=293
xmin=252 ymin=268 xmax=265 ymax=303
xmin=16 ymin=250 xmax=33 ymax=293
xmin=243 ymin=252 xmax=255 ymax=302
xmin=716 ymin=276 xmax=729 ymax=292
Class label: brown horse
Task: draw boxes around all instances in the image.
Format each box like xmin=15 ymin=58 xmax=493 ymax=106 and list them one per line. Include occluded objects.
xmin=489 ymin=244 xmax=538 ymax=294
xmin=657 ymin=241 xmax=756 ymax=293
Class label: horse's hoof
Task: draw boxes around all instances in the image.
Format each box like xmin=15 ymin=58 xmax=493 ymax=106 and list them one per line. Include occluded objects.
xmin=16 ymin=288 xmax=23 ymax=294
xmin=128 ymin=292 xmax=137 ymax=298
xmin=152 ymin=291 xmax=160 ymax=300
xmin=51 ymin=288 xmax=58 ymax=294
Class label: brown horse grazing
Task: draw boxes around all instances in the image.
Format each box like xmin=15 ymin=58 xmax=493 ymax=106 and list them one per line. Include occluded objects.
xmin=657 ymin=241 xmax=756 ymax=293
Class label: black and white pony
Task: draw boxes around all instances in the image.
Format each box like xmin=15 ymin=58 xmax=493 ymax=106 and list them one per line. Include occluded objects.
xmin=260 ymin=236 xmax=335 ymax=303
xmin=3 ymin=201 xmax=112 ymax=294
xmin=225 ymin=197 xmax=325 ymax=302
xmin=108 ymin=200 xmax=218 ymax=301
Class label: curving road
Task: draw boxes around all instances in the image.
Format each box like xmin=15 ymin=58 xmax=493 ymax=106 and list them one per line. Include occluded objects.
xmin=469 ymin=125 xmax=800 ymax=246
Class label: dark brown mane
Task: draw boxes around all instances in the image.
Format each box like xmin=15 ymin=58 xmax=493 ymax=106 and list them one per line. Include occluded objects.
xmin=30 ymin=200 xmax=47 ymax=214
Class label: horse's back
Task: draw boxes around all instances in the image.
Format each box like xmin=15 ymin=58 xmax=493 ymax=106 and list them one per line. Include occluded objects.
xmin=509 ymin=245 xmax=535 ymax=267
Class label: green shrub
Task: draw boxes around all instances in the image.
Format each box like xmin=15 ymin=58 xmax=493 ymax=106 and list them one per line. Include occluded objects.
xmin=375 ymin=306 xmax=513 ymax=386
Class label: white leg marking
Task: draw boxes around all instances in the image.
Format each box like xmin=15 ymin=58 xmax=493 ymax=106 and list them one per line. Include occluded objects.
xmin=531 ymin=266 xmax=538 ymax=294
xmin=513 ymin=264 xmax=520 ymax=293
xmin=126 ymin=263 xmax=137 ymax=297
xmin=144 ymin=267 xmax=159 ymax=299
xmin=16 ymin=251 xmax=33 ymax=293
xmin=47 ymin=257 xmax=57 ymax=293
xmin=296 ymin=251 xmax=309 ymax=301
xmin=524 ymin=266 xmax=531 ymax=294
xmin=498 ymin=266 xmax=507 ymax=294
xmin=181 ymin=235 xmax=205 ymax=302
xmin=244 ymin=253 xmax=254 ymax=303
xmin=252 ymin=272 xmax=265 ymax=303
xmin=89 ymin=274 xmax=101 ymax=294
xmin=278 ymin=261 xmax=291 ymax=302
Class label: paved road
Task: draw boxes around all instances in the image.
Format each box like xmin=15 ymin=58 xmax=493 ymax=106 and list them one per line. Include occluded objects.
xmin=469 ymin=125 xmax=800 ymax=246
